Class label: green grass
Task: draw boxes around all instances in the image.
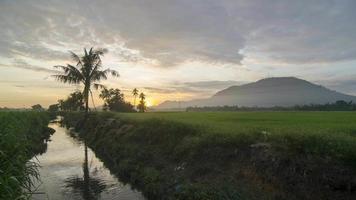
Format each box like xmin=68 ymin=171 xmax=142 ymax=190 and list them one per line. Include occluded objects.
xmin=118 ymin=111 xmax=356 ymax=134
xmin=0 ymin=111 xmax=51 ymax=200
xmin=63 ymin=111 xmax=356 ymax=199
xmin=118 ymin=111 xmax=356 ymax=164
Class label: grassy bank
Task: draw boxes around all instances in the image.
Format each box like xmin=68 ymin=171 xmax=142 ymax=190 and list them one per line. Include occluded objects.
xmin=63 ymin=112 xmax=356 ymax=200
xmin=0 ymin=112 xmax=53 ymax=200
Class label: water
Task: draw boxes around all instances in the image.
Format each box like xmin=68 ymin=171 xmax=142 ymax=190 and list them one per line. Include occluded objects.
xmin=31 ymin=123 xmax=146 ymax=200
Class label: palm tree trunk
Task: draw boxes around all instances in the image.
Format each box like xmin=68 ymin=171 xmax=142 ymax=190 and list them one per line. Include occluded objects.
xmin=83 ymin=142 xmax=90 ymax=199
xmin=134 ymin=96 xmax=137 ymax=108
xmin=90 ymin=90 xmax=96 ymax=111
xmin=85 ymin=99 xmax=89 ymax=114
xmin=84 ymin=86 xmax=90 ymax=116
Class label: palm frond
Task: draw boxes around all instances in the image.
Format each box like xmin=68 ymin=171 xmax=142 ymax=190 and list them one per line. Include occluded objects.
xmin=54 ymin=65 xmax=70 ymax=73
xmin=91 ymin=71 xmax=107 ymax=82
xmin=89 ymin=60 xmax=103 ymax=77
xmin=52 ymin=74 xmax=82 ymax=84
xmin=90 ymin=68 xmax=119 ymax=82
xmin=69 ymin=51 xmax=82 ymax=66
xmin=94 ymin=48 xmax=108 ymax=56
xmin=84 ymin=48 xmax=88 ymax=57
xmin=104 ymin=68 xmax=119 ymax=77
xmin=53 ymin=63 xmax=84 ymax=84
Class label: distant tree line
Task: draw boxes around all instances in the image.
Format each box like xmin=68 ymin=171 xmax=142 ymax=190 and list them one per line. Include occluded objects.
xmin=186 ymin=100 xmax=356 ymax=112
xmin=46 ymin=87 xmax=147 ymax=114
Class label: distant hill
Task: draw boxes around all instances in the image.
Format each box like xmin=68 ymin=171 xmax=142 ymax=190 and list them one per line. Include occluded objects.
xmin=155 ymin=77 xmax=356 ymax=110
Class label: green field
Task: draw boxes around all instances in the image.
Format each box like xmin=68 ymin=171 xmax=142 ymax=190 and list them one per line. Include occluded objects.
xmin=63 ymin=111 xmax=356 ymax=199
xmin=119 ymin=111 xmax=356 ymax=135
xmin=119 ymin=111 xmax=356 ymax=163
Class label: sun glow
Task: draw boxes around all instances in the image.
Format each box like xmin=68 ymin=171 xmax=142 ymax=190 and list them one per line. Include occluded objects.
xmin=145 ymin=100 xmax=152 ymax=107
xmin=145 ymin=98 xmax=158 ymax=107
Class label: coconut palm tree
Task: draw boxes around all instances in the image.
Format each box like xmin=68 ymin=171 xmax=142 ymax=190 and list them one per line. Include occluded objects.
xmin=132 ymin=88 xmax=139 ymax=107
xmin=139 ymin=92 xmax=145 ymax=101
xmin=137 ymin=92 xmax=147 ymax=112
xmin=53 ymin=47 xmax=118 ymax=116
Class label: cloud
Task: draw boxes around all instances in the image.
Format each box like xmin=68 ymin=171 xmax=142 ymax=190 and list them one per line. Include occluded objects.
xmin=316 ymin=77 xmax=356 ymax=95
xmin=0 ymin=59 xmax=59 ymax=73
xmin=239 ymin=0 xmax=356 ymax=64
xmin=144 ymin=87 xmax=176 ymax=93
xmin=143 ymin=80 xmax=243 ymax=98
xmin=183 ymin=80 xmax=244 ymax=89
xmin=0 ymin=0 xmax=356 ymax=68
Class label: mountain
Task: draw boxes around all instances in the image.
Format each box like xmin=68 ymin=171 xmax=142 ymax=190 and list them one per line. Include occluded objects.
xmin=155 ymin=77 xmax=356 ymax=110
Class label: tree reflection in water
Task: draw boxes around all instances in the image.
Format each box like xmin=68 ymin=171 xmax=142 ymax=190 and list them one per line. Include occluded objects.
xmin=64 ymin=142 xmax=107 ymax=200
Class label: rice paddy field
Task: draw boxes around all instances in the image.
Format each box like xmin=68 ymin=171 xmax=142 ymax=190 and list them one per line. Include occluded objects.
xmin=119 ymin=111 xmax=356 ymax=135
xmin=119 ymin=111 xmax=356 ymax=164
xmin=62 ymin=111 xmax=356 ymax=199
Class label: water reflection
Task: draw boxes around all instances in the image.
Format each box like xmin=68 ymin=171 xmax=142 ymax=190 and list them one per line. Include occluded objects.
xmin=63 ymin=143 xmax=107 ymax=200
xmin=31 ymin=123 xmax=145 ymax=200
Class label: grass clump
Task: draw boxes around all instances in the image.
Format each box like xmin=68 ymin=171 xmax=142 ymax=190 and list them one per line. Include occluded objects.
xmin=0 ymin=111 xmax=52 ymax=200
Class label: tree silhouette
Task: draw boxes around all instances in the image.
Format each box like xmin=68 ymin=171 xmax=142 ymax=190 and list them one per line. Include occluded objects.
xmin=53 ymin=47 xmax=118 ymax=116
xmin=137 ymin=92 xmax=147 ymax=112
xmin=99 ymin=88 xmax=134 ymax=112
xmin=132 ymin=88 xmax=139 ymax=108
xmin=31 ymin=104 xmax=43 ymax=111
xmin=58 ymin=91 xmax=85 ymax=111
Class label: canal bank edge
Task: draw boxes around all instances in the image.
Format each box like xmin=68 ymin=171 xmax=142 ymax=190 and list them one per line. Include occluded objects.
xmin=61 ymin=112 xmax=356 ymax=200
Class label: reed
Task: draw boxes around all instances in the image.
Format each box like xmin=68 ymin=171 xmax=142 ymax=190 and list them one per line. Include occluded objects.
xmin=0 ymin=111 xmax=51 ymax=200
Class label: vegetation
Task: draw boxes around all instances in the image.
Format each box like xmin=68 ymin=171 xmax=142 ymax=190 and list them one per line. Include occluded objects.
xmin=53 ymin=47 xmax=119 ymax=116
xmin=137 ymin=92 xmax=147 ymax=112
xmin=187 ymin=100 xmax=356 ymax=112
xmin=0 ymin=112 xmax=53 ymax=200
xmin=58 ymin=91 xmax=85 ymax=111
xmin=62 ymin=111 xmax=356 ymax=200
xmin=99 ymin=88 xmax=135 ymax=112
xmin=48 ymin=104 xmax=59 ymax=113
xmin=31 ymin=104 xmax=44 ymax=111
xmin=132 ymin=88 xmax=139 ymax=108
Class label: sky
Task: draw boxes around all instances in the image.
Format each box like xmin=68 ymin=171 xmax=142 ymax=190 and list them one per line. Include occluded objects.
xmin=0 ymin=0 xmax=356 ymax=108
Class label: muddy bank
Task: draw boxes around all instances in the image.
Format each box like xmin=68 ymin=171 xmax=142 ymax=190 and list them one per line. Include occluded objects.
xmin=62 ymin=112 xmax=356 ymax=200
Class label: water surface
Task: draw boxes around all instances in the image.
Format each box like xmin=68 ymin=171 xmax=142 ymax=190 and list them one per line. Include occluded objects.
xmin=32 ymin=123 xmax=145 ymax=200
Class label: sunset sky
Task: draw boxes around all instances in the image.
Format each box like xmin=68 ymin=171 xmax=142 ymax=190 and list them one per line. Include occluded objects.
xmin=1 ymin=0 xmax=356 ymax=108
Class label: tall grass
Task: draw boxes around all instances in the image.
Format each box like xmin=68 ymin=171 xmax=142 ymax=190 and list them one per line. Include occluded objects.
xmin=0 ymin=112 xmax=51 ymax=200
